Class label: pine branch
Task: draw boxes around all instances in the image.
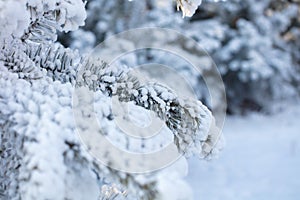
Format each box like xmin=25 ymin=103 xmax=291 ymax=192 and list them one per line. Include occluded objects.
xmin=21 ymin=38 xmax=219 ymax=158
xmin=78 ymin=58 xmax=222 ymax=158
xmin=21 ymin=6 xmax=60 ymax=43
xmin=24 ymin=43 xmax=80 ymax=84
xmin=0 ymin=43 xmax=44 ymax=80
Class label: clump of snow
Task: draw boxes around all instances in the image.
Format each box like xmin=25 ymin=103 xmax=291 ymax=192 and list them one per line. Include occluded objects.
xmin=0 ymin=0 xmax=30 ymax=39
xmin=27 ymin=0 xmax=87 ymax=32
xmin=156 ymin=157 xmax=193 ymax=200
xmin=176 ymin=0 xmax=202 ymax=17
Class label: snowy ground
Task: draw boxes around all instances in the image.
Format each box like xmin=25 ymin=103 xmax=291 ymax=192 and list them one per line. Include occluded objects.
xmin=186 ymin=104 xmax=300 ymax=200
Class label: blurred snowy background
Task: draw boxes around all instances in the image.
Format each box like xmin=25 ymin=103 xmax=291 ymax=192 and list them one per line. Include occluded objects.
xmin=58 ymin=0 xmax=300 ymax=199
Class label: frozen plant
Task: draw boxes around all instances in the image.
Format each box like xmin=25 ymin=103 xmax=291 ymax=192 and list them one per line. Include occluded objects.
xmin=0 ymin=0 xmax=223 ymax=200
xmin=210 ymin=0 xmax=300 ymax=113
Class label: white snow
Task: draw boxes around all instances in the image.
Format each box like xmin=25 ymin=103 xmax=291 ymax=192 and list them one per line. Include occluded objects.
xmin=0 ymin=0 xmax=30 ymax=39
xmin=177 ymin=0 xmax=202 ymax=18
xmin=187 ymin=105 xmax=300 ymax=200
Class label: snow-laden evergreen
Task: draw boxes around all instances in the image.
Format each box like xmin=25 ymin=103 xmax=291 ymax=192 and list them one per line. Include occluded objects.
xmin=0 ymin=1 xmax=222 ymax=199
xmin=64 ymin=0 xmax=300 ymax=114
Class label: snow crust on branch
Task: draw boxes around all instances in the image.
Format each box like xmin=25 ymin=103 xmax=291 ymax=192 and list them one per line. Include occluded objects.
xmin=78 ymin=58 xmax=223 ymax=158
